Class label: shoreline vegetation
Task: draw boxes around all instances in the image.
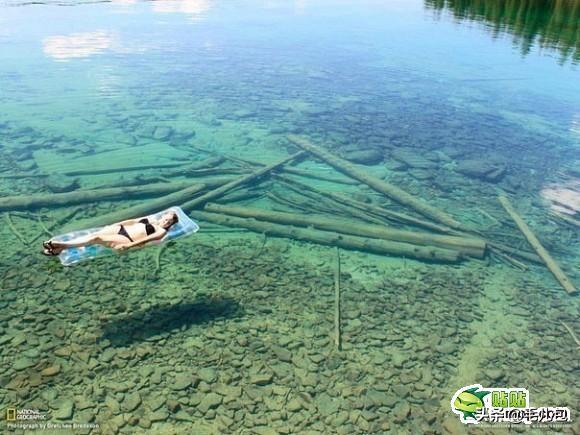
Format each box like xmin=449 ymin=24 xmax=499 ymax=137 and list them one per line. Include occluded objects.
xmin=426 ymin=0 xmax=580 ymax=64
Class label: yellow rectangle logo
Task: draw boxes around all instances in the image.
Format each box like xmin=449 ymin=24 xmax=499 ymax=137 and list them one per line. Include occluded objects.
xmin=6 ymin=408 xmax=16 ymax=421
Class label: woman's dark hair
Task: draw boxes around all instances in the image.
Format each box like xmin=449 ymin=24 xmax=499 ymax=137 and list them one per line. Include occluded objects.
xmin=163 ymin=212 xmax=179 ymax=229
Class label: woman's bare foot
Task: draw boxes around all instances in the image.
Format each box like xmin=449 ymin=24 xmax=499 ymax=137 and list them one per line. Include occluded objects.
xmin=42 ymin=240 xmax=65 ymax=256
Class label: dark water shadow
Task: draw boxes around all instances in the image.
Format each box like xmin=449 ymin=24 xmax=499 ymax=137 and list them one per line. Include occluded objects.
xmin=99 ymin=296 xmax=243 ymax=346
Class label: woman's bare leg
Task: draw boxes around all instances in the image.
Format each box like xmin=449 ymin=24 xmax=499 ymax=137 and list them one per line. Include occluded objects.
xmin=46 ymin=227 xmax=121 ymax=254
xmin=51 ymin=234 xmax=102 ymax=249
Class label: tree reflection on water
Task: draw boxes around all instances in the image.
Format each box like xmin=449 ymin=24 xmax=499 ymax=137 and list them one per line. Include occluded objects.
xmin=425 ymin=0 xmax=579 ymax=64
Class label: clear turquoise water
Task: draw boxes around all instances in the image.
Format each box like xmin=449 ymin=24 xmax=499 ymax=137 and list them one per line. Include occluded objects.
xmin=1 ymin=0 xmax=578 ymax=433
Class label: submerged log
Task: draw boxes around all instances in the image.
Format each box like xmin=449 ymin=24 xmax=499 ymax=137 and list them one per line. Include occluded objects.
xmin=1 ymin=157 xmax=226 ymax=181
xmin=204 ymin=203 xmax=486 ymax=258
xmin=0 ymin=180 xmax=224 ymax=212
xmin=280 ymin=167 xmax=359 ymax=185
xmin=217 ymin=189 xmax=264 ymax=204
xmin=181 ymin=152 xmax=306 ymax=212
xmin=89 ymin=157 xmax=228 ymax=189
xmin=287 ymin=135 xmax=465 ymax=230
xmin=498 ymin=195 xmax=577 ymax=295
xmin=276 ymin=175 xmax=544 ymax=264
xmin=550 ymin=211 xmax=580 ymax=229
xmin=334 ymin=247 xmax=342 ymax=351
xmin=59 ymin=178 xmax=227 ymax=233
xmin=278 ymin=180 xmax=389 ymax=225
xmin=194 ymin=211 xmax=462 ymax=263
xmin=189 ymin=146 xmax=357 ymax=185
xmin=63 ymin=161 xmax=198 ymax=176
xmin=0 ymin=163 xmax=183 ymax=179
xmin=486 ymin=241 xmax=541 ymax=264
xmin=276 ymin=174 xmax=454 ymax=234
xmin=176 ymin=167 xmax=248 ymax=177
xmin=5 ymin=213 xmax=29 ymax=245
xmin=179 ymin=156 xmax=225 ymax=171
xmin=61 ymin=152 xmax=299 ymax=236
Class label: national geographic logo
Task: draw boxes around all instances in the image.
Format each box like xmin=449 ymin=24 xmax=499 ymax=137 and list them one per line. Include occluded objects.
xmin=6 ymin=408 xmax=16 ymax=421
xmin=5 ymin=408 xmax=48 ymax=421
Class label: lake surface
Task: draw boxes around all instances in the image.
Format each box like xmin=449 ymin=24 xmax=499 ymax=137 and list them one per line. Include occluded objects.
xmin=0 ymin=0 xmax=578 ymax=433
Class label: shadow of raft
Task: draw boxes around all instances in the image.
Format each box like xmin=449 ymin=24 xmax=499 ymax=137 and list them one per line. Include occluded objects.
xmin=99 ymin=296 xmax=243 ymax=346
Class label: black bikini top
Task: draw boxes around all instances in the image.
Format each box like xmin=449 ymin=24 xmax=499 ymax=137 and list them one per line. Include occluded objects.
xmin=139 ymin=218 xmax=156 ymax=236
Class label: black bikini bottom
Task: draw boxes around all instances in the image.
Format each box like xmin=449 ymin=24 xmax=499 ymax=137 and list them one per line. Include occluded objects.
xmin=118 ymin=225 xmax=134 ymax=242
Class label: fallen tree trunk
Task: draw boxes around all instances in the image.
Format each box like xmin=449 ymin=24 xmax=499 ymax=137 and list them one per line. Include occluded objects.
xmin=276 ymin=174 xmax=454 ymax=234
xmin=277 ymin=171 xmax=544 ymax=264
xmin=180 ymin=156 xmax=225 ymax=171
xmin=280 ymin=182 xmax=389 ymax=225
xmin=188 ymin=146 xmax=357 ymax=185
xmin=334 ymin=247 xmax=342 ymax=351
xmin=58 ymin=151 xmax=301 ymax=232
xmin=279 ymin=167 xmax=359 ymax=185
xmin=181 ymin=152 xmax=306 ymax=212
xmin=0 ymin=163 xmax=185 ymax=179
xmin=0 ymin=179 xmax=232 ymax=212
xmin=267 ymin=191 xmax=343 ymax=217
xmin=62 ymin=160 xmax=212 ymax=177
xmin=287 ymin=135 xmax=465 ymax=230
xmin=176 ymin=167 xmax=248 ymax=177
xmin=275 ymin=177 xmax=388 ymax=223
xmin=204 ymin=203 xmax=486 ymax=258
xmin=550 ymin=212 xmax=580 ymax=229
xmin=486 ymin=241 xmax=542 ymax=265
xmin=194 ymin=211 xmax=462 ymax=263
xmin=216 ymin=189 xmax=264 ymax=204
xmin=498 ymin=195 xmax=577 ymax=295
xmin=59 ymin=179 xmax=227 ymax=233
xmin=1 ymin=156 xmax=226 ymax=180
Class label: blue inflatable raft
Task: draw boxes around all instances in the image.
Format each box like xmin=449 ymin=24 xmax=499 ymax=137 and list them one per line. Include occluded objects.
xmin=51 ymin=206 xmax=199 ymax=266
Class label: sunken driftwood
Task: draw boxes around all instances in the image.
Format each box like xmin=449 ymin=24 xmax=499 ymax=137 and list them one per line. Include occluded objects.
xmin=180 ymin=156 xmax=225 ymax=171
xmin=488 ymin=246 xmax=529 ymax=271
xmin=175 ymin=167 xmax=248 ymax=177
xmin=54 ymin=151 xmax=297 ymax=238
xmin=280 ymin=167 xmax=359 ymax=185
xmin=194 ymin=211 xmax=462 ymax=263
xmin=331 ymin=192 xmax=455 ymax=233
xmin=334 ymin=247 xmax=342 ymax=351
xmin=560 ymin=321 xmax=580 ymax=348
xmin=486 ymin=241 xmax=542 ymax=265
xmin=0 ymin=157 xmax=226 ymax=186
xmin=275 ymin=178 xmax=385 ymax=223
xmin=276 ymin=176 xmax=541 ymax=264
xmin=89 ymin=158 xmax=234 ymax=189
xmin=5 ymin=213 xmax=29 ymax=245
xmin=550 ymin=212 xmax=580 ymax=229
xmin=204 ymin=203 xmax=486 ymax=258
xmin=287 ymin=135 xmax=465 ymax=230
xmin=267 ymin=192 xmax=316 ymax=214
xmin=59 ymin=179 xmax=227 ymax=233
xmin=180 ymin=152 xmax=306 ymax=212
xmin=276 ymin=175 xmax=454 ymax=234
xmin=154 ymin=242 xmax=168 ymax=276
xmin=498 ymin=195 xmax=577 ymax=295
xmin=63 ymin=161 xmax=202 ymax=176
xmin=0 ymin=180 xmax=220 ymax=212
xmin=188 ymin=146 xmax=358 ymax=185
xmin=217 ymin=188 xmax=264 ymax=204
xmin=0 ymin=161 xmax=205 ymax=179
